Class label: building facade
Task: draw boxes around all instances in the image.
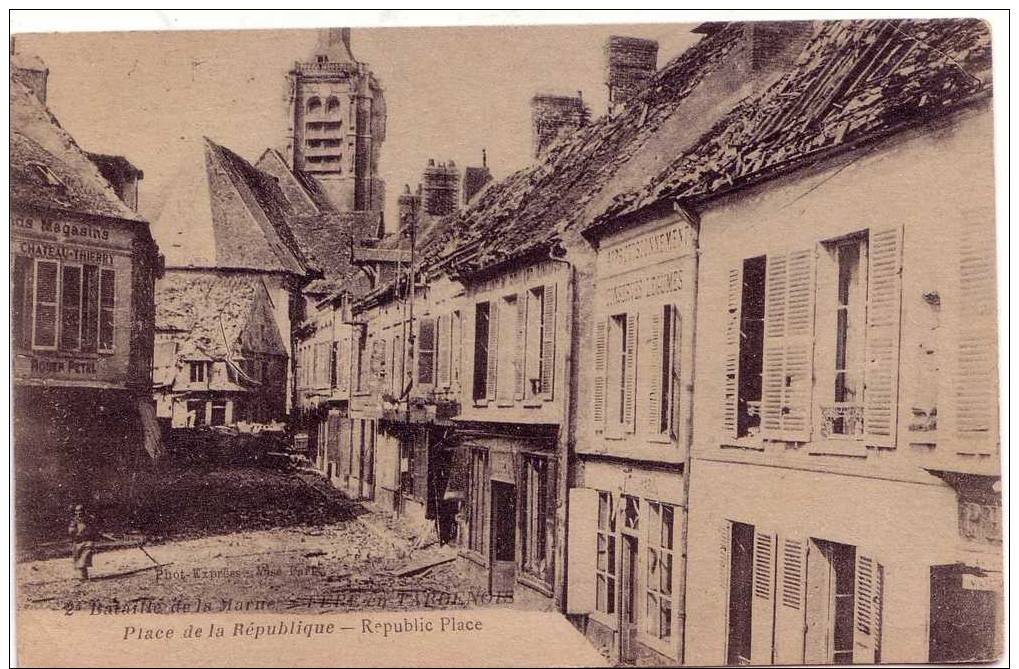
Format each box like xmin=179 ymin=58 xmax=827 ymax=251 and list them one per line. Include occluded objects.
xmin=11 ymin=63 xmax=162 ymax=520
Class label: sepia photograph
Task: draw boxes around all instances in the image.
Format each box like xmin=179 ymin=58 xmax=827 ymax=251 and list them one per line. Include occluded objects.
xmin=10 ymin=10 xmax=1004 ymax=667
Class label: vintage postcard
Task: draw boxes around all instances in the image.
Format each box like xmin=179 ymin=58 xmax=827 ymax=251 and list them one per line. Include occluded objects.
xmin=10 ymin=10 xmax=1004 ymax=667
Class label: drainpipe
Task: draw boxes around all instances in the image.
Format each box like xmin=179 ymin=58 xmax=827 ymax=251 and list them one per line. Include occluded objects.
xmin=546 ymin=242 xmax=576 ymax=613
xmin=673 ymin=200 xmax=700 ymax=665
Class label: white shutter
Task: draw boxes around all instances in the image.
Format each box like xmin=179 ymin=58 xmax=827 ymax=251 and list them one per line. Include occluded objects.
xmin=592 ymin=319 xmax=608 ymax=428
xmin=720 ymin=520 xmax=732 ymax=605
xmin=645 ymin=306 xmax=663 ymax=435
xmin=623 ymin=313 xmax=639 ymax=433
xmin=540 ymin=283 xmax=557 ymax=400
xmin=437 ymin=314 xmax=451 ymax=388
xmin=750 ymin=529 xmax=777 ymax=665
xmin=723 ymin=266 xmax=742 ymax=438
xmin=773 ymin=537 xmax=807 ymax=664
xmin=566 ymin=487 xmax=598 ymax=614
xmin=761 ymin=250 xmax=816 ymax=441
xmin=853 ymin=553 xmax=884 ymax=664
xmin=955 ymin=220 xmax=998 ymax=455
xmin=514 ymin=294 xmax=526 ymax=400
xmin=486 ymin=302 xmax=499 ymax=401
xmin=863 ymin=226 xmax=903 ymax=448
xmin=451 ymin=310 xmax=462 ymax=387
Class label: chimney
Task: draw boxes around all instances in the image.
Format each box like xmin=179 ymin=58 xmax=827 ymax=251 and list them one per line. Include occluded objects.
xmin=743 ymin=21 xmax=814 ymax=73
xmin=397 ymin=183 xmax=422 ymax=236
xmin=605 ymin=35 xmax=658 ymax=112
xmin=10 ymin=38 xmax=49 ymax=104
xmin=422 ymin=160 xmax=461 ymax=216
xmin=462 ymin=148 xmax=493 ymax=205
xmin=530 ymin=93 xmax=589 ymax=158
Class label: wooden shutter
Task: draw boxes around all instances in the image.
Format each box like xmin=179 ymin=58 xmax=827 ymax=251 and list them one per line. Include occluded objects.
xmin=853 ymin=553 xmax=884 ymax=664
xmin=750 ymin=529 xmax=777 ymax=665
xmin=566 ymin=487 xmax=598 ymax=614
xmin=955 ymin=219 xmax=998 ymax=455
xmin=773 ymin=537 xmax=807 ymax=664
xmin=719 ymin=520 xmax=732 ymax=597
xmin=540 ymin=283 xmax=557 ymax=400
xmin=514 ymin=294 xmax=527 ymax=400
xmin=336 ymin=333 xmax=350 ymax=395
xmin=623 ymin=313 xmax=639 ymax=433
xmin=486 ymin=302 xmax=499 ymax=401
xmin=723 ymin=266 xmax=742 ymax=438
xmin=761 ymin=250 xmax=816 ymax=441
xmin=451 ymin=311 xmax=462 ymax=387
xmin=592 ymin=319 xmax=608 ymax=427
xmin=863 ymin=226 xmax=903 ymax=448
xmin=417 ymin=318 xmax=436 ymax=385
xmin=645 ymin=305 xmax=664 ymax=435
xmin=437 ymin=314 xmax=451 ymax=388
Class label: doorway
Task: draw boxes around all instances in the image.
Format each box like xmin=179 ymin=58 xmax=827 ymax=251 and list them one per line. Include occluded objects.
xmin=805 ymin=539 xmax=856 ymax=665
xmin=726 ymin=522 xmax=754 ymax=665
xmin=489 ymin=480 xmax=516 ymax=597
xmin=620 ymin=533 xmax=640 ymax=662
xmin=930 ymin=564 xmax=999 ymax=662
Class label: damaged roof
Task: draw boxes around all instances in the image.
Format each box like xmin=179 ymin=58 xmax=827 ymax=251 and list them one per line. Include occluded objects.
xmin=155 ymin=272 xmax=287 ymax=360
xmin=153 ymin=138 xmax=310 ymax=274
xmin=10 ymin=78 xmax=145 ymax=223
xmin=594 ymin=18 xmax=993 ymax=227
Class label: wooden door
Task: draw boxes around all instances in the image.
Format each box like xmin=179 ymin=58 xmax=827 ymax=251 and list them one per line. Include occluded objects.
xmin=489 ymin=480 xmax=516 ymax=598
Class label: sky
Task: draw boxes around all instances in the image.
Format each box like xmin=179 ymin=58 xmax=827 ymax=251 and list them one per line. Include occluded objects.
xmin=16 ymin=22 xmax=701 ymax=230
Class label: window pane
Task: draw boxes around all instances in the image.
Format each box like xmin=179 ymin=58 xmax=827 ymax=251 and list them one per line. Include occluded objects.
xmin=646 ymin=593 xmax=659 ymax=635
xmin=662 ymin=505 xmax=674 ymax=549
xmin=660 ymin=598 xmax=672 ymax=639
xmin=597 ymin=574 xmax=607 ymax=612
xmin=596 ymin=535 xmax=607 ymax=571
xmin=648 ymin=547 xmax=659 ymax=589
xmin=606 ymin=576 xmax=616 ymax=614
xmin=661 ymin=552 xmax=673 ymax=595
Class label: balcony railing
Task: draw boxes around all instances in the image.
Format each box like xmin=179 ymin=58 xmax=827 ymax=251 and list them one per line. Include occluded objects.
xmin=820 ymin=403 xmax=865 ymax=439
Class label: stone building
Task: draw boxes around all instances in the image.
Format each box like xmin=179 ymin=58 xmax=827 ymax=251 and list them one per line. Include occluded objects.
xmin=11 ymin=59 xmax=162 ymax=527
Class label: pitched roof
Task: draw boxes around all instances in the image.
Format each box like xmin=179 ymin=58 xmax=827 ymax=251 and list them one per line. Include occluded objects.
xmin=155 ymin=272 xmax=286 ymax=360
xmin=152 ymin=138 xmax=310 ymax=274
xmin=420 ymin=23 xmax=747 ymax=276
xmin=10 ymin=78 xmax=145 ymax=223
xmin=594 ymin=18 xmax=993 ymax=227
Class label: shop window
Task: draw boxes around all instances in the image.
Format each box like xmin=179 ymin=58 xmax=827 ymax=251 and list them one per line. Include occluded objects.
xmin=472 ymin=302 xmax=491 ymax=401
xmin=645 ymin=501 xmax=675 ymax=641
xmin=520 ymin=454 xmax=554 ymax=585
xmin=595 ymin=491 xmax=617 ymax=615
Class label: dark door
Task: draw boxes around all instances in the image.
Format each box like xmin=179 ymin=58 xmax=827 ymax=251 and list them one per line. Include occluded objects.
xmin=620 ymin=534 xmax=639 ymax=662
xmin=930 ymin=564 xmax=999 ymax=662
xmin=727 ymin=522 xmax=754 ymax=665
xmin=489 ymin=480 xmax=516 ymax=597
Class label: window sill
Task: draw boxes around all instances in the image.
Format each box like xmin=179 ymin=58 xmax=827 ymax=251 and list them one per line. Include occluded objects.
xmin=496 ymin=400 xmax=515 ymax=408
xmin=460 ymin=549 xmax=486 ymax=568
xmin=521 ymin=400 xmax=543 ymax=409
xmin=807 ymin=441 xmax=869 ymax=458
xmin=516 ymin=571 xmax=554 ymax=598
xmin=720 ymin=439 xmax=765 ymax=452
xmin=473 ymin=399 xmax=490 ymax=408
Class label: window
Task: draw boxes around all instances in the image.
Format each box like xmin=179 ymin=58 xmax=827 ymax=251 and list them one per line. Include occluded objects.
xmin=417 ymin=317 xmax=436 ymax=385
xmin=59 ymin=265 xmax=83 ymax=350
xmin=355 ymin=328 xmax=367 ymax=392
xmin=645 ymin=502 xmax=675 ymax=641
xmin=325 ymin=96 xmax=340 ymax=113
xmin=306 ymin=97 xmax=322 ymax=113
xmin=473 ymin=302 xmax=491 ymax=401
xmin=606 ymin=313 xmax=636 ymax=429
xmin=828 ymin=235 xmax=868 ymax=437
xmin=467 ymin=448 xmax=488 ymax=554
xmin=187 ymin=399 xmax=206 ymax=427
xmin=521 ymin=454 xmax=554 ymax=585
xmin=189 ymin=361 xmax=207 ymax=383
xmin=651 ymin=304 xmax=681 ymax=436
xmin=596 ymin=491 xmax=617 ymax=615
xmin=210 ymin=400 xmax=227 ymax=426
xmin=733 ymin=256 xmax=766 ymax=438
xmin=525 ymin=288 xmax=544 ymax=397
xmin=808 ymin=540 xmax=857 ymax=665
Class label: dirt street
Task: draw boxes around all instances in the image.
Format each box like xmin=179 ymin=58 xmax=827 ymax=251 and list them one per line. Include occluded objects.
xmin=16 ymin=464 xmax=498 ymax=615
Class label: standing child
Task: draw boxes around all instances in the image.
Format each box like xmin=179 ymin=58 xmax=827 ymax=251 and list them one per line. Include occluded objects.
xmin=68 ymin=504 xmax=97 ymax=580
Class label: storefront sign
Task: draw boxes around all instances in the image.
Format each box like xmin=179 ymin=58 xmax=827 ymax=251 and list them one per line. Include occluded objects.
xmin=601 ymin=222 xmax=694 ymax=269
xmin=14 ymin=239 xmax=116 ymax=266
xmin=604 ymin=267 xmax=684 ymax=306
xmin=16 ymin=354 xmax=99 ymax=378
xmin=490 ymin=450 xmax=515 ymax=484
xmin=12 ymin=213 xmax=111 ymax=241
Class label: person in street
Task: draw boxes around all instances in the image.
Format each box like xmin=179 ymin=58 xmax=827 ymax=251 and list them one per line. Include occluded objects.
xmin=68 ymin=504 xmax=98 ymax=580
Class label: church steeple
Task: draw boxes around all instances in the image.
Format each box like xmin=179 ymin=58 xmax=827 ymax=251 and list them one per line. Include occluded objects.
xmin=311 ymin=27 xmax=355 ymax=64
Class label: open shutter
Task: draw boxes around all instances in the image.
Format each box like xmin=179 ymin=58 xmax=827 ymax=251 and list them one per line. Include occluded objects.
xmin=723 ymin=266 xmax=742 ymax=438
xmin=451 ymin=311 xmax=462 ymax=387
xmin=623 ymin=313 xmax=639 ymax=433
xmin=514 ymin=294 xmax=527 ymax=400
xmin=762 ymin=250 xmax=815 ymax=441
xmin=853 ymin=553 xmax=884 ymax=664
xmin=864 ymin=226 xmax=903 ymax=448
xmin=773 ymin=537 xmax=807 ymax=664
xmin=437 ymin=314 xmax=451 ymax=388
xmin=955 ymin=219 xmax=998 ymax=455
xmin=592 ymin=319 xmax=608 ymax=428
xmin=720 ymin=520 xmax=732 ymax=604
xmin=566 ymin=487 xmax=598 ymax=614
xmin=750 ymin=529 xmax=777 ymax=665
xmin=540 ymin=283 xmax=557 ymax=400
xmin=645 ymin=306 xmax=663 ymax=435
xmin=486 ymin=302 xmax=499 ymax=401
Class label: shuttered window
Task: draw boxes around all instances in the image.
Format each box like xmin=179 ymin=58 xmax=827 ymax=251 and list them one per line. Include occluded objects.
xmin=539 ymin=283 xmax=557 ymax=400
xmin=750 ymin=529 xmax=777 ymax=663
xmin=59 ymin=265 xmax=83 ymax=351
xmin=592 ymin=319 xmax=608 ymax=428
xmin=723 ymin=258 xmax=766 ymax=439
xmin=955 ymin=219 xmax=998 ymax=454
xmin=623 ymin=314 xmax=639 ymax=432
xmin=761 ymin=249 xmax=816 ymax=442
xmin=646 ymin=304 xmax=680 ymax=437
xmin=853 ymin=553 xmax=884 ymax=664
xmin=525 ymin=288 xmax=544 ymax=398
xmin=472 ymin=302 xmax=490 ymax=401
xmin=514 ymin=294 xmax=527 ymax=400
xmin=436 ymin=314 xmax=451 ymax=388
xmin=486 ymin=301 xmax=500 ymax=401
